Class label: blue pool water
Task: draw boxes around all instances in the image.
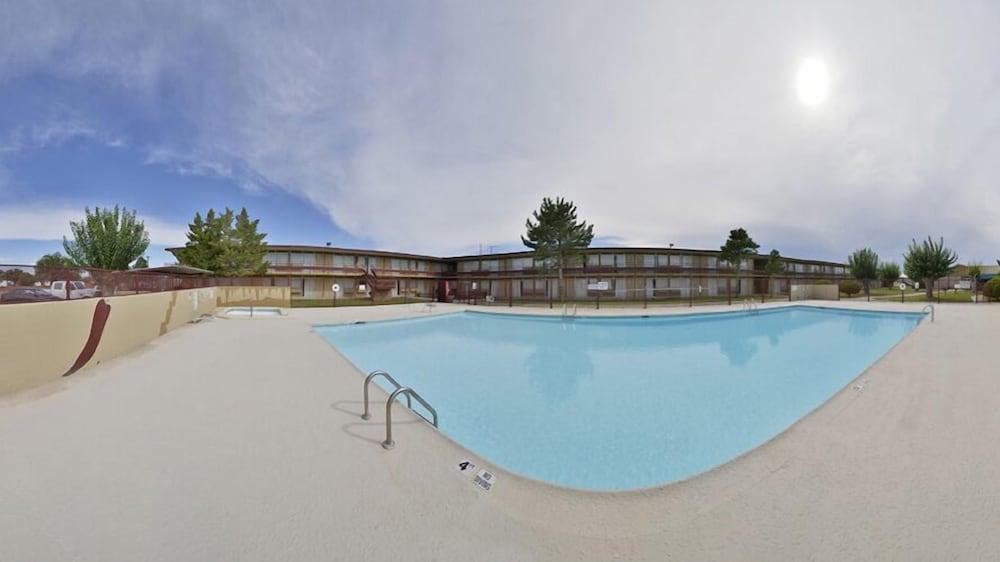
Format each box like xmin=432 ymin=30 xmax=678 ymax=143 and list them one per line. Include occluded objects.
xmin=316 ymin=306 xmax=922 ymax=491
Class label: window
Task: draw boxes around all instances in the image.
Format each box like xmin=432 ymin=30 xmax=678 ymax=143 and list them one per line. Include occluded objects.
xmin=265 ymin=252 xmax=289 ymax=266
xmin=648 ymin=277 xmax=684 ymax=297
xmin=512 ymin=257 xmax=533 ymax=270
xmin=289 ymin=253 xmax=316 ymax=267
xmin=642 ymin=254 xmax=656 ymax=267
xmin=521 ymin=279 xmax=547 ymax=297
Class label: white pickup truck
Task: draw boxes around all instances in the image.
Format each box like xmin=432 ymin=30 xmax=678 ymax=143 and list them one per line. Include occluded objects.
xmin=47 ymin=280 xmax=100 ymax=299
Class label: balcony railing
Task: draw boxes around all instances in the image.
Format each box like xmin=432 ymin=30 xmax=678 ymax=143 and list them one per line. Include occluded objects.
xmin=267 ymin=264 xmax=440 ymax=276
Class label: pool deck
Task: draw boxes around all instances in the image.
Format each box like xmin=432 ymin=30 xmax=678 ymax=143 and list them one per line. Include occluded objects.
xmin=2 ymin=301 xmax=998 ymax=561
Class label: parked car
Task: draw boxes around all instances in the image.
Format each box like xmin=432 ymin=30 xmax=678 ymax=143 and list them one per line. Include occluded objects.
xmin=47 ymin=280 xmax=100 ymax=299
xmin=0 ymin=287 xmax=63 ymax=304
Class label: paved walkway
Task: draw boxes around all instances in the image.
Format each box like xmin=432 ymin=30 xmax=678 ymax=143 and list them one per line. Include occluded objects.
xmin=1 ymin=301 xmax=997 ymax=561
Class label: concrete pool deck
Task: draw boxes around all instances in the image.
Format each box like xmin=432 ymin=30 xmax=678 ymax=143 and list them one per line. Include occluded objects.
xmin=1 ymin=301 xmax=998 ymax=561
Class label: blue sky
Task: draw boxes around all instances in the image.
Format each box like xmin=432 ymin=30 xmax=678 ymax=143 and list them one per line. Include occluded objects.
xmin=2 ymin=1 xmax=998 ymax=267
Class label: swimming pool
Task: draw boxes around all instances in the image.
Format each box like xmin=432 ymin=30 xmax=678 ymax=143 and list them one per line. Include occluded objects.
xmin=316 ymin=306 xmax=923 ymax=491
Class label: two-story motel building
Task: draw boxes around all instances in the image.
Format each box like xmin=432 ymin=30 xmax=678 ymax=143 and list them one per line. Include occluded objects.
xmin=187 ymin=245 xmax=848 ymax=302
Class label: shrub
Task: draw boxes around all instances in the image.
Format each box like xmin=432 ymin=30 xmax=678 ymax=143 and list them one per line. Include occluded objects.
xmin=984 ymin=278 xmax=1000 ymax=302
xmin=839 ymin=280 xmax=861 ymax=297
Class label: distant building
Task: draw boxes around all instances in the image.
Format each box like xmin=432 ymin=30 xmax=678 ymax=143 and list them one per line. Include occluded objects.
xmin=167 ymin=244 xmax=849 ymax=302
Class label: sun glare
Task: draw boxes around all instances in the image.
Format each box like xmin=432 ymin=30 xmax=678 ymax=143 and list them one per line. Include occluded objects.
xmin=795 ymin=58 xmax=830 ymax=107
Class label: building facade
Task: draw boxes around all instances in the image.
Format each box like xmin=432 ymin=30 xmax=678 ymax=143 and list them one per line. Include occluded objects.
xmin=176 ymin=245 xmax=848 ymax=303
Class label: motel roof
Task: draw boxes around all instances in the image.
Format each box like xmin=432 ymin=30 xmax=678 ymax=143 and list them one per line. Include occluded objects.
xmin=167 ymin=244 xmax=847 ymax=267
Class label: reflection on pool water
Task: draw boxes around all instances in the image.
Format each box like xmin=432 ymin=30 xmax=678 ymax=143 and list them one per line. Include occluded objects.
xmin=316 ymin=306 xmax=923 ymax=491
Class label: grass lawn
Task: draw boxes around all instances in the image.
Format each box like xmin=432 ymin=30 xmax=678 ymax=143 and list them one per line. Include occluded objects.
xmin=894 ymin=290 xmax=975 ymax=303
xmin=868 ymin=286 xmax=919 ymax=297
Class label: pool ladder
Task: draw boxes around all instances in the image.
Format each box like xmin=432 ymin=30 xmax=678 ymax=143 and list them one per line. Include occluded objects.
xmin=361 ymin=370 xmax=438 ymax=450
xmin=921 ymin=304 xmax=935 ymax=322
xmin=742 ymin=298 xmax=759 ymax=314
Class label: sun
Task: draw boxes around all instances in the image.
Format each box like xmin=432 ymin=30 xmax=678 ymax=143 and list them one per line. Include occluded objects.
xmin=795 ymin=58 xmax=830 ymax=107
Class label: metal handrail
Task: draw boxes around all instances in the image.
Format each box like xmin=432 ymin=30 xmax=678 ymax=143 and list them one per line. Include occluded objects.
xmin=922 ymin=304 xmax=935 ymax=322
xmin=361 ymin=370 xmax=411 ymax=420
xmin=382 ymin=386 xmax=438 ymax=450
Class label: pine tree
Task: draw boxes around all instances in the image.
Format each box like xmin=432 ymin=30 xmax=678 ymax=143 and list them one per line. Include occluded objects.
xmin=719 ymin=228 xmax=759 ymax=300
xmin=221 ymin=208 xmax=268 ymax=276
xmin=764 ymin=249 xmax=785 ymax=297
xmin=176 ymin=208 xmax=268 ymax=275
xmin=521 ymin=197 xmax=595 ymax=302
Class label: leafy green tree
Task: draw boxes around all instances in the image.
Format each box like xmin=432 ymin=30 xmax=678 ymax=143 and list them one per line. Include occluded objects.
xmin=764 ymin=249 xmax=785 ymax=297
xmin=847 ymin=248 xmax=879 ymax=298
xmin=719 ymin=228 xmax=759 ymax=300
xmin=175 ymin=207 xmax=268 ymax=276
xmin=521 ymin=197 xmax=595 ymax=302
xmin=903 ymin=237 xmax=958 ymax=299
xmin=132 ymin=256 xmax=149 ymax=269
xmin=35 ymin=252 xmax=78 ymax=282
xmin=1 ymin=268 xmax=36 ymax=286
xmin=36 ymin=252 xmax=74 ymax=269
xmin=878 ymin=261 xmax=901 ymax=288
xmin=63 ymin=206 xmax=150 ymax=270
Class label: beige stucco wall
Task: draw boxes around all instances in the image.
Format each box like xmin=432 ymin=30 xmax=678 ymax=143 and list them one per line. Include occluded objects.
xmin=790 ymin=284 xmax=840 ymax=301
xmin=0 ymin=286 xmax=289 ymax=397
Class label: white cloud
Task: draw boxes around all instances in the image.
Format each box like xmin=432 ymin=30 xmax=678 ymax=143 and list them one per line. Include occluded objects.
xmin=1 ymin=115 xmax=126 ymax=154
xmin=0 ymin=206 xmax=187 ymax=246
xmin=2 ymin=1 xmax=1000 ymax=262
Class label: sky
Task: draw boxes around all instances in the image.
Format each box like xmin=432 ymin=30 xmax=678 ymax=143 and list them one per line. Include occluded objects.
xmin=1 ymin=1 xmax=998 ymax=267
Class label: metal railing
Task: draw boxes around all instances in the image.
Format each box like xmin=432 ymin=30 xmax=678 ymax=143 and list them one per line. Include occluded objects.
xmin=922 ymin=304 xmax=935 ymax=322
xmin=361 ymin=370 xmax=411 ymax=420
xmin=381 ymin=386 xmax=438 ymax=450
xmin=360 ymin=369 xmax=439 ymax=450
xmin=742 ymin=298 xmax=759 ymax=314
xmin=0 ymin=263 xmax=281 ymax=306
